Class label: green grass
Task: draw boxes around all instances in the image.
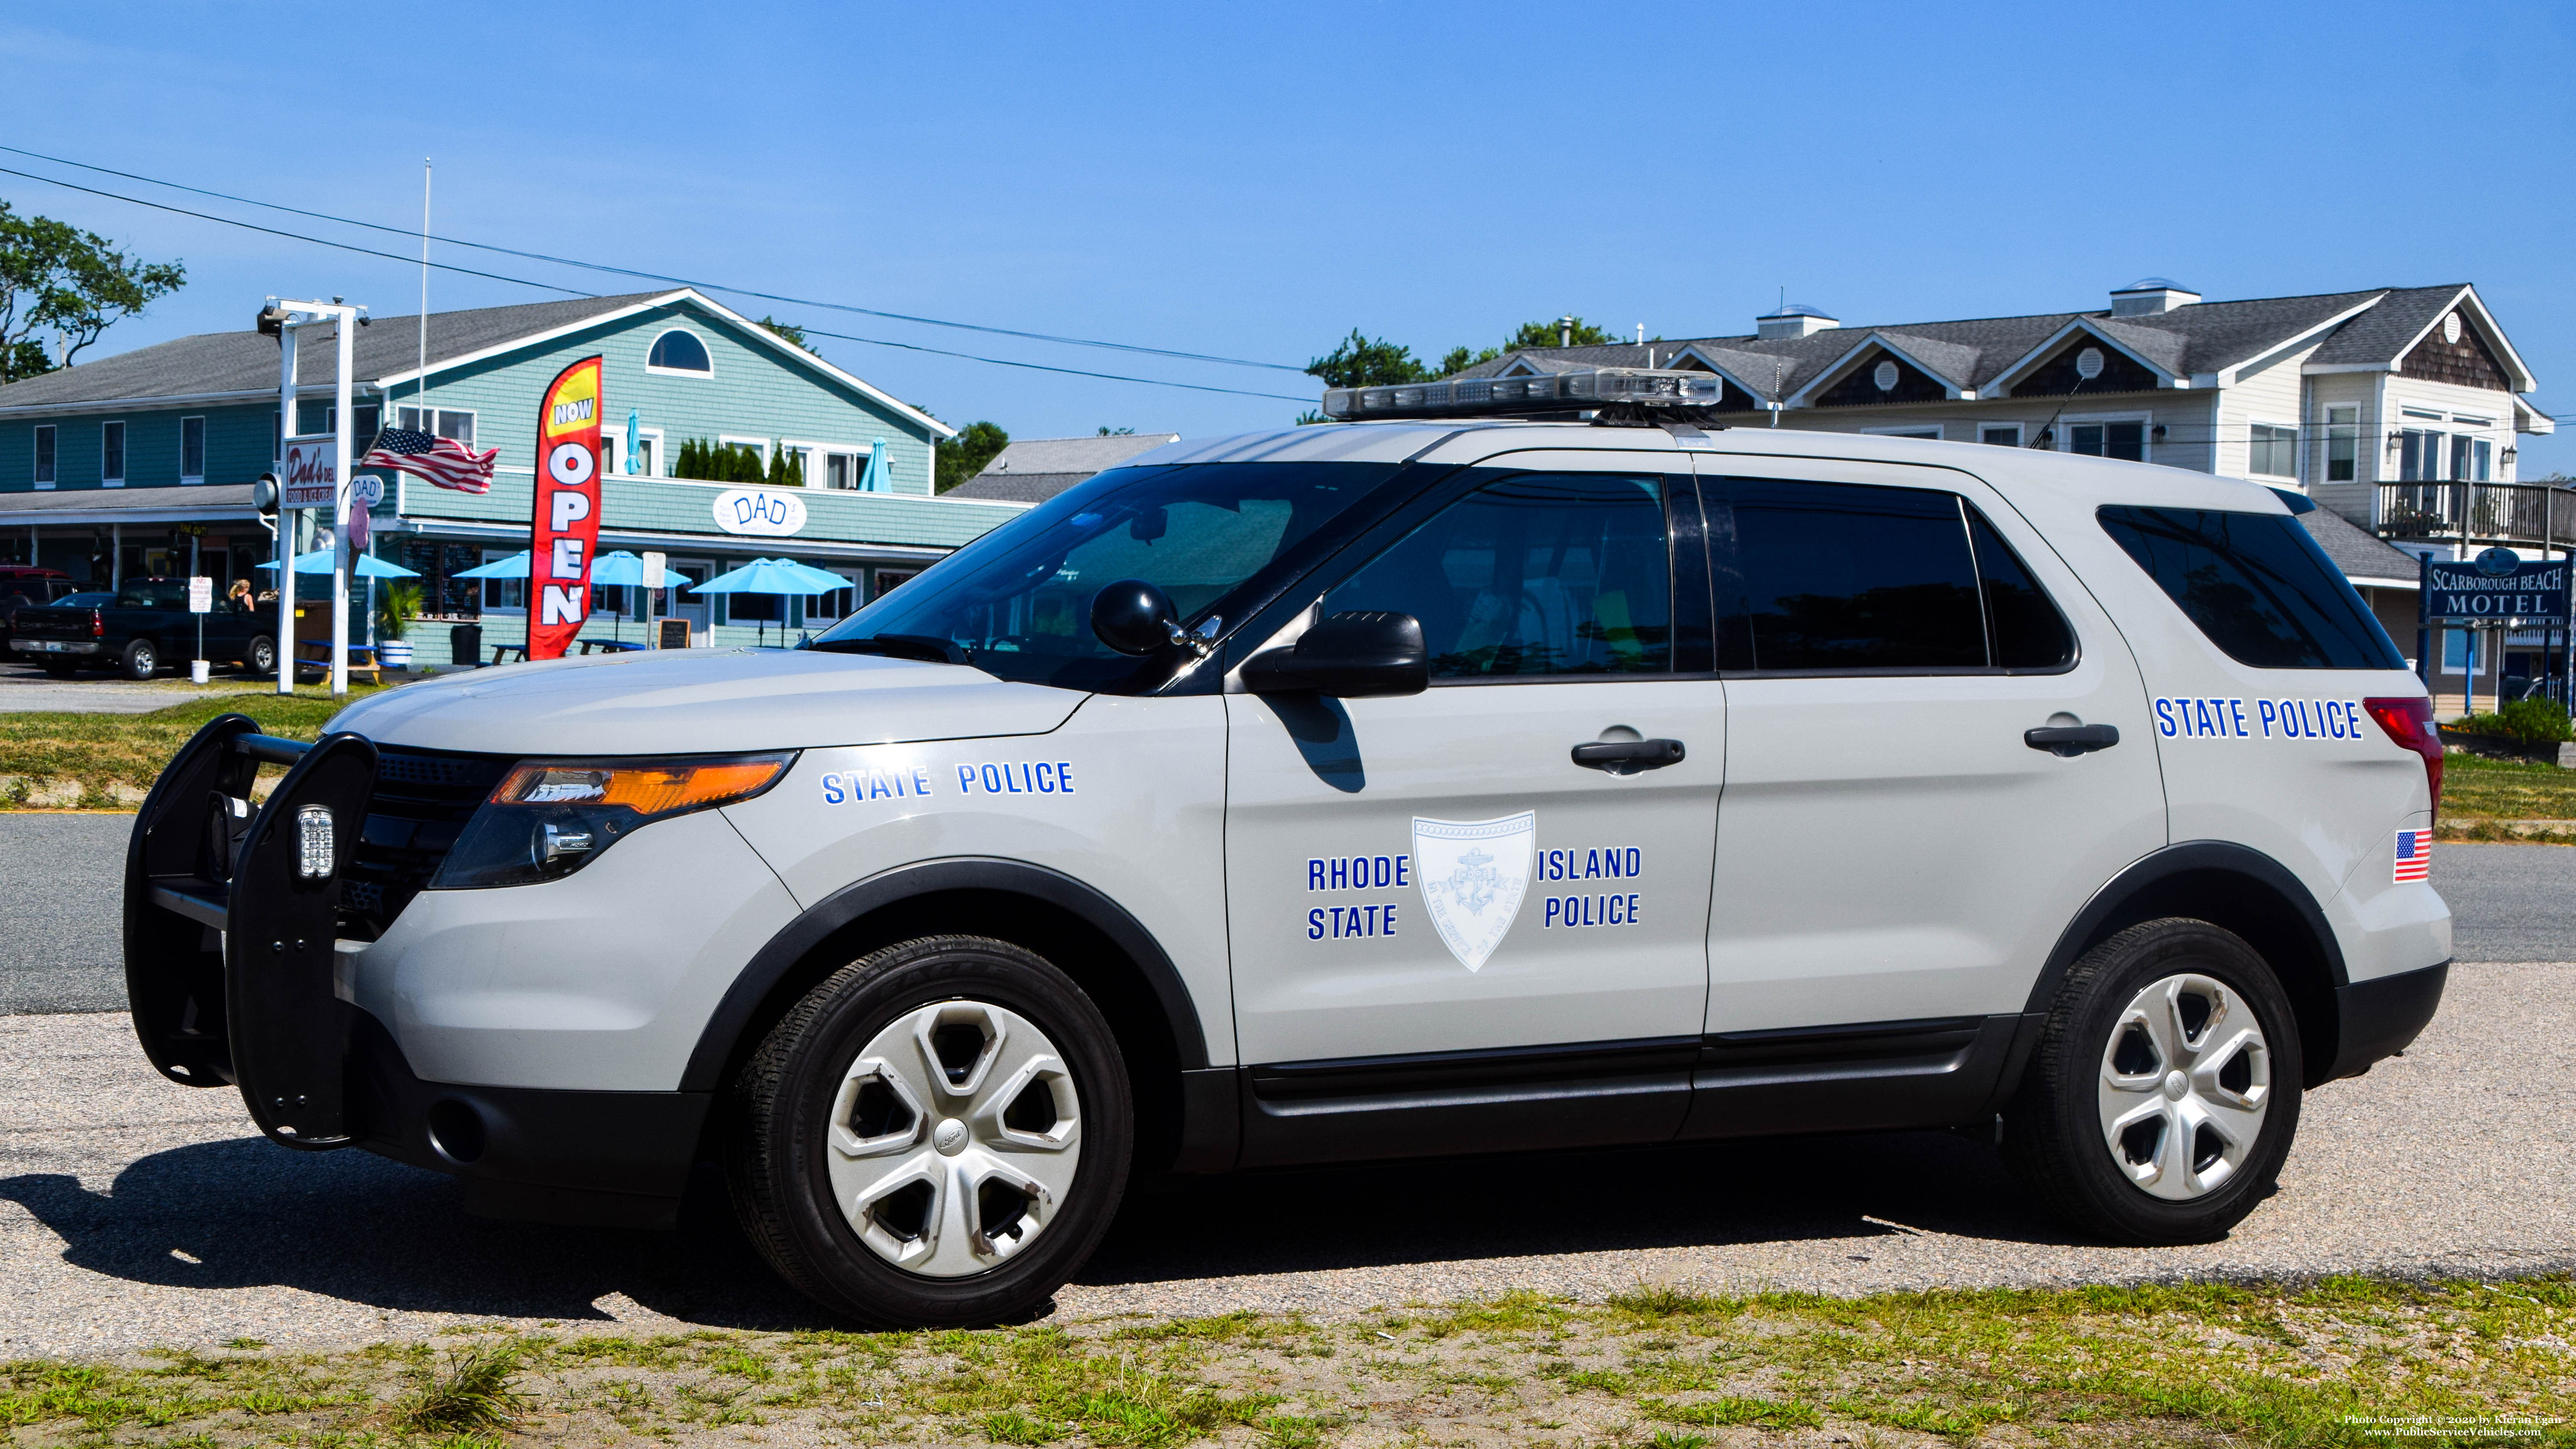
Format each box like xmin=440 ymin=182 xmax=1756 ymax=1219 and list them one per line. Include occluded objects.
xmin=2442 ymin=752 xmax=2576 ymax=840
xmin=1 ymin=1276 xmax=2569 ymax=1445
xmin=0 ymin=688 xmax=389 ymax=807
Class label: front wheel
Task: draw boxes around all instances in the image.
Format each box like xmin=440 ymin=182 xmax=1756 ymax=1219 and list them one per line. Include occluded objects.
xmin=2004 ymin=917 xmax=2302 ymax=1245
xmin=726 ymin=935 xmax=1132 ymax=1329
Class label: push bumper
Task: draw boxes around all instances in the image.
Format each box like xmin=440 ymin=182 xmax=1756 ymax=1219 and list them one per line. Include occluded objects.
xmin=12 ymin=638 xmax=102 ymax=653
xmin=2324 ymin=960 xmax=2449 ymax=1080
xmin=123 ymin=712 xmax=707 ymax=1227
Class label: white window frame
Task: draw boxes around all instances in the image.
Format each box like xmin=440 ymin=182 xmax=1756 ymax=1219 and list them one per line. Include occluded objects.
xmin=396 ymin=405 xmax=478 ymax=449
xmin=2246 ymin=419 xmax=2300 ymax=480
xmin=645 ymin=327 xmax=716 ymax=378
xmin=2055 ymin=411 xmax=2154 ymax=463
xmin=2321 ymin=404 xmax=2360 ymax=484
xmin=871 ymin=567 xmax=919 ymax=599
xmin=612 ymin=426 xmax=665 ymax=477
xmin=100 ymin=420 xmax=124 ymax=487
xmin=804 ymin=566 xmax=865 ymax=624
xmin=180 ymin=415 xmax=206 ymax=484
xmin=1858 ymin=423 xmax=1943 ymax=440
xmin=1978 ymin=423 xmax=2023 ymax=448
xmin=32 ymin=424 xmax=54 ymax=488
xmin=718 ymin=435 xmax=771 ymax=472
xmin=478 ymin=547 xmax=527 ymax=617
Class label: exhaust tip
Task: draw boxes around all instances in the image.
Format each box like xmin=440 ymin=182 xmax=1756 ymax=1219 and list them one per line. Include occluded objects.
xmin=426 ymin=1099 xmax=487 ymax=1165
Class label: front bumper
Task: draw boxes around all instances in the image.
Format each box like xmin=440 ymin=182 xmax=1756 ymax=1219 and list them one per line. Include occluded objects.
xmin=122 ymin=713 xmax=713 ymax=1227
xmin=13 ymin=638 xmax=102 ymax=654
xmin=2325 ymin=960 xmax=2448 ymax=1080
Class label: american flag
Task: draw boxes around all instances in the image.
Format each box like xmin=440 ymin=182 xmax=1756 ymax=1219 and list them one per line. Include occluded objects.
xmin=2393 ymin=829 xmax=2431 ymax=883
xmin=361 ymin=426 xmax=498 ymax=495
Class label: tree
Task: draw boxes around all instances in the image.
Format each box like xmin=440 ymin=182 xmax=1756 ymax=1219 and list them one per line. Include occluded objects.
xmin=1097 ymin=425 xmax=1135 ymax=436
xmin=0 ymin=201 xmax=185 ymax=382
xmin=1499 ymin=315 xmax=1619 ymax=352
xmin=1305 ymin=329 xmax=1432 ymax=389
xmin=755 ymin=315 xmax=818 ymax=354
xmin=936 ymin=421 xmax=1009 ymax=492
xmin=1439 ymin=345 xmax=1502 ymax=375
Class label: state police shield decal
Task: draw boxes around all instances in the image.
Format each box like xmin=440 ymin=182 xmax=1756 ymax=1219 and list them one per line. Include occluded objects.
xmin=1412 ymin=813 xmax=1535 ymax=972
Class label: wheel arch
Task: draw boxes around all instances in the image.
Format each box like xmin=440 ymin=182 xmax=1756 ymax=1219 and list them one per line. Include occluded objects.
xmin=2024 ymin=842 xmax=2348 ymax=1088
xmin=681 ymin=857 xmax=1213 ymax=1172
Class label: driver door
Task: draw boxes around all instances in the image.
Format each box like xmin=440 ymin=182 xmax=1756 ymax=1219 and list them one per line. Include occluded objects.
xmin=1223 ymin=456 xmax=1725 ymax=1165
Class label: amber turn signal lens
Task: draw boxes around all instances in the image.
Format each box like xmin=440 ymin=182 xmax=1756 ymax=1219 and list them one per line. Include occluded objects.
xmin=490 ymin=753 xmax=793 ymax=821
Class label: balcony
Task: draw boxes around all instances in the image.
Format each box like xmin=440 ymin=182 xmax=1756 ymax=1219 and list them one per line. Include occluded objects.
xmin=2376 ymin=482 xmax=2576 ymax=548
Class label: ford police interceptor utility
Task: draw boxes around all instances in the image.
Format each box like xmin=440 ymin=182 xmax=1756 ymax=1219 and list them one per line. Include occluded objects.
xmin=122 ymin=368 xmax=2450 ymax=1328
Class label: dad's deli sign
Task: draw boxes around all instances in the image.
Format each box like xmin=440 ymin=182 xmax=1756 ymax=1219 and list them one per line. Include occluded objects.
xmin=530 ymin=356 xmax=603 ymax=660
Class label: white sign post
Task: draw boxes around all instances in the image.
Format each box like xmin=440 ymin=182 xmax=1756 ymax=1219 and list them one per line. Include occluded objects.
xmin=639 ymin=550 xmax=667 ymax=645
xmin=187 ymin=576 xmax=212 ymax=684
xmin=270 ymin=297 xmax=366 ymax=697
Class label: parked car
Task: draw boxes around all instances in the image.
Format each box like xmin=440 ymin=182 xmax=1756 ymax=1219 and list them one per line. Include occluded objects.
xmin=9 ymin=577 xmax=277 ymax=679
xmin=0 ymin=565 xmax=79 ymax=658
xmin=124 ymin=378 xmax=2448 ymax=1329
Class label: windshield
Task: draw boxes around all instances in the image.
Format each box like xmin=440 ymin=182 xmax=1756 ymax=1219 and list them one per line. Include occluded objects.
xmin=114 ymin=581 xmax=191 ymax=609
xmin=815 ymin=461 xmax=1398 ymax=690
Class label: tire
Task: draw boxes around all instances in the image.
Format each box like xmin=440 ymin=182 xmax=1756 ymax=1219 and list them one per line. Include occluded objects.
xmin=119 ymin=639 xmax=158 ymax=681
xmin=2004 ymin=917 xmax=2303 ymax=1245
xmin=241 ymin=636 xmax=277 ymax=675
xmin=727 ymin=935 xmax=1132 ymax=1329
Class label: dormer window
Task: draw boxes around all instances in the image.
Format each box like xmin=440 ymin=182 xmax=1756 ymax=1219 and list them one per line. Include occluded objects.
xmin=647 ymin=329 xmax=713 ymax=376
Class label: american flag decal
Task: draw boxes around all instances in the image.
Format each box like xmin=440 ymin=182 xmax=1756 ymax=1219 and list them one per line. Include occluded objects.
xmin=2393 ymin=829 xmax=2431 ymax=883
xmin=361 ymin=426 xmax=498 ymax=495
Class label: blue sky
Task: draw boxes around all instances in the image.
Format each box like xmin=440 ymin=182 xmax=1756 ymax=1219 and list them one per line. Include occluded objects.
xmin=3 ymin=2 xmax=2572 ymax=467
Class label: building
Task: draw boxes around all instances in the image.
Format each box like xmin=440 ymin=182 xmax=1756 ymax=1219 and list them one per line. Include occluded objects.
xmin=1467 ymin=279 xmax=2560 ymax=696
xmin=0 ymin=289 xmax=1028 ymax=662
xmin=945 ymin=432 xmax=1181 ymax=503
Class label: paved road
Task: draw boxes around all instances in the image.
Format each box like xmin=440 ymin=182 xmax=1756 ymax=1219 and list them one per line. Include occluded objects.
xmin=0 ymin=658 xmax=249 ymax=715
xmin=0 ymin=820 xmax=2567 ymax=1357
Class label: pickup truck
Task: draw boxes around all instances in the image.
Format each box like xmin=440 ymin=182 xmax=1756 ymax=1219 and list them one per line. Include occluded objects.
xmin=9 ymin=578 xmax=277 ymax=680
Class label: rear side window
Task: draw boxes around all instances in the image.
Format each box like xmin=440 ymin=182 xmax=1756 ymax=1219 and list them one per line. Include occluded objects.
xmin=1718 ymin=479 xmax=2073 ymax=673
xmin=2096 ymin=506 xmax=2403 ymax=671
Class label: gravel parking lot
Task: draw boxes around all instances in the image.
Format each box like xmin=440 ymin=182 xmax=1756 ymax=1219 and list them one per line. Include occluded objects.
xmin=1 ymin=816 xmax=2569 ymax=1358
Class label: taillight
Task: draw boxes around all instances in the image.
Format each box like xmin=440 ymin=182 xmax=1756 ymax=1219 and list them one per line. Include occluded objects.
xmin=89 ymin=609 xmax=103 ymax=638
xmin=2363 ymin=696 xmax=2442 ymax=825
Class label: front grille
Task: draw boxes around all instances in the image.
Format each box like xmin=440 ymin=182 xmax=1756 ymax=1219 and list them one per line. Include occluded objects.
xmin=342 ymin=746 xmax=511 ymax=937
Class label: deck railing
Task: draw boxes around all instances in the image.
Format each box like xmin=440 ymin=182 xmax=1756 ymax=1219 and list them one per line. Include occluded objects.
xmin=2376 ymin=482 xmax=2575 ymax=546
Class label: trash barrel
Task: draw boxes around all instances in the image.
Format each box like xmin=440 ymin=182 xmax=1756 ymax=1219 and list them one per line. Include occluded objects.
xmin=450 ymin=623 xmax=484 ymax=669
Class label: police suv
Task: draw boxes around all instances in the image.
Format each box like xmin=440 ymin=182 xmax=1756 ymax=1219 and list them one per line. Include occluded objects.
xmin=122 ymin=369 xmax=2450 ymax=1328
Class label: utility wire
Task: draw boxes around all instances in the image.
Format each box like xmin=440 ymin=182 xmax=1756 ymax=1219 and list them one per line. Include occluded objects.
xmin=0 ymin=143 xmax=1306 ymax=373
xmin=0 ymin=162 xmax=1313 ymax=403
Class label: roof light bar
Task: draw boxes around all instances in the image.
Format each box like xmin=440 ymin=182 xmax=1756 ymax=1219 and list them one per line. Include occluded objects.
xmin=1320 ymin=367 xmax=1726 ymax=422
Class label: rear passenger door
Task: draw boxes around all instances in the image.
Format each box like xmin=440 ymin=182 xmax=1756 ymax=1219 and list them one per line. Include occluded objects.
xmin=1699 ymin=460 xmax=2166 ymax=1054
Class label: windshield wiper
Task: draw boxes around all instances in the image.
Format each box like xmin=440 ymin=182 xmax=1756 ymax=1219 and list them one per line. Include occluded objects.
xmin=808 ymin=633 xmax=972 ymax=666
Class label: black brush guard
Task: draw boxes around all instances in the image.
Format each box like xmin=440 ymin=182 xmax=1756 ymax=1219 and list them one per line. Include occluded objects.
xmin=124 ymin=711 xmax=380 ymax=1150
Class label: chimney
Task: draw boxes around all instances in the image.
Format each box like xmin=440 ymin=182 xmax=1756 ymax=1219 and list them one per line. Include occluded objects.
xmin=1757 ymin=303 xmax=1837 ymax=340
xmin=2109 ymin=277 xmax=2202 ymax=316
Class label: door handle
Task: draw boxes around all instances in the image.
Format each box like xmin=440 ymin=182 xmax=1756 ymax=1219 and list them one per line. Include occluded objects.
xmin=2024 ymin=723 xmax=2120 ymax=757
xmin=1571 ymin=738 xmax=1686 ymax=774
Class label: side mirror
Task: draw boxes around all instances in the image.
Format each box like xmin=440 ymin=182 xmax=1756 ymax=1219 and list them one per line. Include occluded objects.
xmin=1091 ymin=579 xmax=1180 ymax=657
xmin=1241 ymin=611 xmax=1428 ymax=698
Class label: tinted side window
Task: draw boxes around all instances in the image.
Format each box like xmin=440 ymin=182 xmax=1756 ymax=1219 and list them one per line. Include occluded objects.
xmin=1726 ymin=480 xmax=1985 ymax=671
xmin=1326 ymin=472 xmax=1672 ymax=679
xmin=1969 ymin=510 xmax=2076 ymax=670
xmin=2096 ymin=506 xmax=2404 ymax=671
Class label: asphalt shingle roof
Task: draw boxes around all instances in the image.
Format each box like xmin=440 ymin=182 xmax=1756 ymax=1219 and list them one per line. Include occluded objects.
xmin=945 ymin=433 xmax=1180 ymax=503
xmin=0 ymin=292 xmax=667 ymax=409
xmin=1458 ymin=286 xmax=2492 ymax=403
xmin=2300 ymin=506 xmax=2430 ymax=585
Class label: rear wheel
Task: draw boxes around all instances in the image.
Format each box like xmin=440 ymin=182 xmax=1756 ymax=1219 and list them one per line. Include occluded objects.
xmin=241 ymin=635 xmax=277 ymax=674
xmin=727 ymin=935 xmax=1132 ymax=1328
xmin=119 ymin=638 xmax=158 ymax=681
xmin=2005 ymin=917 xmax=2302 ymax=1244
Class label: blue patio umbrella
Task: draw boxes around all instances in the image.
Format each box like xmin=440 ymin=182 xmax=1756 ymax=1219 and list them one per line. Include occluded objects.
xmin=625 ymin=410 xmax=640 ymax=474
xmin=585 ymin=551 xmax=650 ymax=642
xmin=257 ymin=549 xmax=420 ymax=579
xmin=451 ymin=550 xmax=530 ymax=580
xmin=689 ymin=557 xmax=851 ymax=646
xmin=857 ymin=439 xmax=890 ymax=493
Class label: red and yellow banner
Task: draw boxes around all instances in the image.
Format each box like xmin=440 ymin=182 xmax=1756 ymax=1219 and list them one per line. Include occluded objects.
xmin=530 ymin=356 xmax=603 ymax=660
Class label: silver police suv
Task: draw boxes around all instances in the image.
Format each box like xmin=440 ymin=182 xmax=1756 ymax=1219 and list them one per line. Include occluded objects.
xmin=123 ymin=374 xmax=2450 ymax=1328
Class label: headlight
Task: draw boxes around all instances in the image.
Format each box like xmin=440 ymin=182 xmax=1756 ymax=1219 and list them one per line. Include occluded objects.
xmin=431 ymin=752 xmax=795 ymax=889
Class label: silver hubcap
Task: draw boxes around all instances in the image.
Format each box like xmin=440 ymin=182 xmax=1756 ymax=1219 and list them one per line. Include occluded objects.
xmin=825 ymin=999 xmax=1081 ymax=1277
xmin=2097 ymin=972 xmax=2271 ymax=1200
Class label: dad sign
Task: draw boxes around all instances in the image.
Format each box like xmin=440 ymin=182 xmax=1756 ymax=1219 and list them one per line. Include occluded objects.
xmin=2422 ymin=554 xmax=2571 ymax=623
xmin=279 ymin=436 xmax=338 ymax=509
xmin=530 ymin=356 xmax=604 ymax=660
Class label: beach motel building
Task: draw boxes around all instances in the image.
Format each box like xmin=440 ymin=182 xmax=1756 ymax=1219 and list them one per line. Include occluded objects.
xmin=0 ymin=289 xmax=1028 ymax=664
